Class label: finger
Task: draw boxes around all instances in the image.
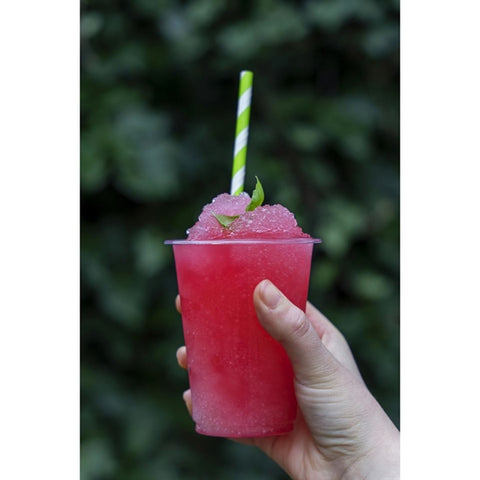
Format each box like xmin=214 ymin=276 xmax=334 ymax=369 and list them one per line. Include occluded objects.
xmin=176 ymin=346 xmax=188 ymax=370
xmin=305 ymin=301 xmax=335 ymax=340
xmin=175 ymin=294 xmax=181 ymax=314
xmin=253 ymin=280 xmax=343 ymax=389
xmin=305 ymin=302 xmax=364 ymax=382
xmin=183 ymin=389 xmax=192 ymax=416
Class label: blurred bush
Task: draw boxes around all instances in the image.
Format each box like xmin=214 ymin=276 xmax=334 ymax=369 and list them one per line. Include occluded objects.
xmin=81 ymin=0 xmax=399 ymax=478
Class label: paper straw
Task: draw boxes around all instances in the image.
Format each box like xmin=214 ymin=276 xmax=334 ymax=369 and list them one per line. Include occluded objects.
xmin=230 ymin=70 xmax=253 ymax=195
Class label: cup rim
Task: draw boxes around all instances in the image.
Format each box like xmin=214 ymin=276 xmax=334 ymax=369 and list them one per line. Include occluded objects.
xmin=164 ymin=238 xmax=321 ymax=245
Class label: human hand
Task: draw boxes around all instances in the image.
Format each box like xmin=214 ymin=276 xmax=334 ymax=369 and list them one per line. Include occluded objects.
xmin=176 ymin=280 xmax=399 ymax=480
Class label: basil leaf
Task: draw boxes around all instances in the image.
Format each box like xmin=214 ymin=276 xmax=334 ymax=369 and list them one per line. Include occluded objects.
xmin=246 ymin=176 xmax=264 ymax=211
xmin=212 ymin=213 xmax=240 ymax=228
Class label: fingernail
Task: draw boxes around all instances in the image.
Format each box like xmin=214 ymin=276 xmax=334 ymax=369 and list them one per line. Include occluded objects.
xmin=260 ymin=280 xmax=282 ymax=309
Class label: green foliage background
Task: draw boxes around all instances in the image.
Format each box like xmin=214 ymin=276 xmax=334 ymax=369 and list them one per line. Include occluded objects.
xmin=81 ymin=0 xmax=399 ymax=478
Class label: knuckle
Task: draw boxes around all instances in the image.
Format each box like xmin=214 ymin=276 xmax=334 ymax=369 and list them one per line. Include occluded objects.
xmin=287 ymin=306 xmax=311 ymax=340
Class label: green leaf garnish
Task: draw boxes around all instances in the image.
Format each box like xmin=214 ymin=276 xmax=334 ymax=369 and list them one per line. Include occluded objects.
xmin=213 ymin=213 xmax=240 ymax=228
xmin=212 ymin=177 xmax=264 ymax=228
xmin=246 ymin=176 xmax=264 ymax=211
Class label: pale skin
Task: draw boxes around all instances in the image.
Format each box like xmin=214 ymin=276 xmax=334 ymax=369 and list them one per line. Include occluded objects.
xmin=175 ymin=279 xmax=399 ymax=480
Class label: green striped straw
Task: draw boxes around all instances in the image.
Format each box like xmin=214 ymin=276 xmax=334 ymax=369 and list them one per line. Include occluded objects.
xmin=230 ymin=70 xmax=253 ymax=195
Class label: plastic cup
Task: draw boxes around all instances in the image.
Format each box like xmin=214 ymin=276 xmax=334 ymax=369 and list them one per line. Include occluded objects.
xmin=165 ymin=238 xmax=319 ymax=437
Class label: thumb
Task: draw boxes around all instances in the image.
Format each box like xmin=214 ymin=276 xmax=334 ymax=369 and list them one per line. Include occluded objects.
xmin=253 ymin=280 xmax=342 ymax=389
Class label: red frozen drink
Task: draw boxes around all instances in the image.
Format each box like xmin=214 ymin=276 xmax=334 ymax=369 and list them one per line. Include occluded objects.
xmin=166 ymin=188 xmax=319 ymax=437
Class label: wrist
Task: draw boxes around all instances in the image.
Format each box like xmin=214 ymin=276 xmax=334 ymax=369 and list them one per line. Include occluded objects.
xmin=339 ymin=426 xmax=400 ymax=480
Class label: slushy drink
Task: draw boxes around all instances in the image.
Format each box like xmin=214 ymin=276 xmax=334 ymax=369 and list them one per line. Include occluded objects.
xmin=166 ymin=185 xmax=318 ymax=437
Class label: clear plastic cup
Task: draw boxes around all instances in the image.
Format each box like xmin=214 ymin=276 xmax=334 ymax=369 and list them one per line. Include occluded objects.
xmin=165 ymin=238 xmax=319 ymax=437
